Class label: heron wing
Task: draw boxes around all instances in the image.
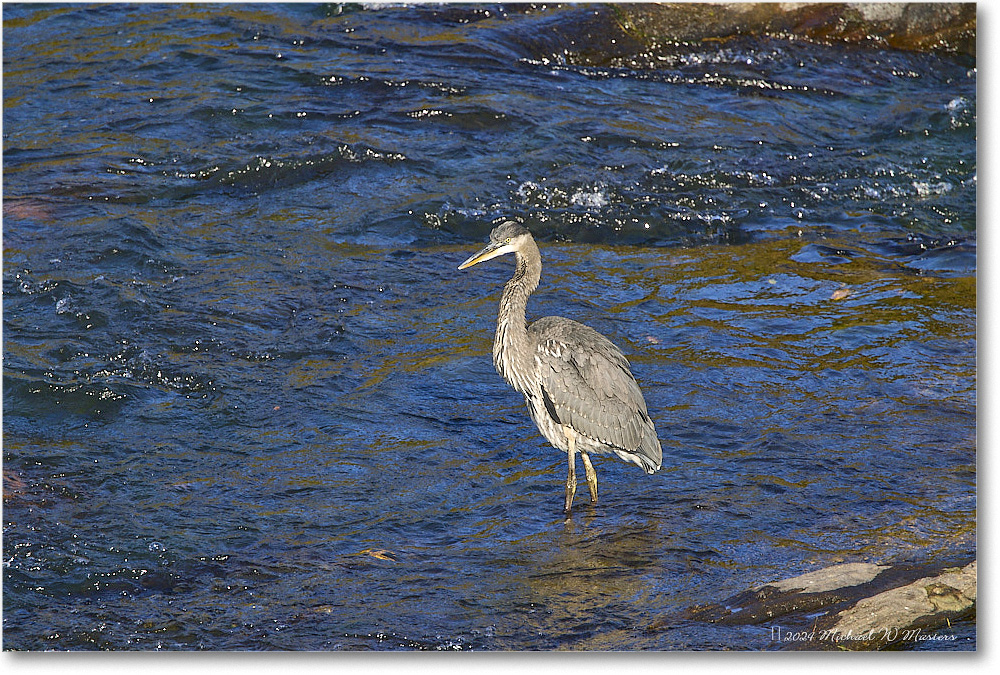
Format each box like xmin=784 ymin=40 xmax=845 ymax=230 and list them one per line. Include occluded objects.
xmin=529 ymin=316 xmax=662 ymax=472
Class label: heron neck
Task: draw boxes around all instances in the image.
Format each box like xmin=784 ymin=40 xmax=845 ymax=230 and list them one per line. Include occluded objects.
xmin=493 ymin=244 xmax=541 ymax=393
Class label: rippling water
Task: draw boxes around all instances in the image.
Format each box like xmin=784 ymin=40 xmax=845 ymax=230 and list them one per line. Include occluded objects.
xmin=3 ymin=3 xmax=975 ymax=650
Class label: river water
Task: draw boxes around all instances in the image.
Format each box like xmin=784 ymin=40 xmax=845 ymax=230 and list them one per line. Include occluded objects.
xmin=2 ymin=3 xmax=975 ymax=651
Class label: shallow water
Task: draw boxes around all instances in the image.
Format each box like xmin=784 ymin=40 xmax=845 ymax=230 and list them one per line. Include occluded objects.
xmin=2 ymin=3 xmax=975 ymax=650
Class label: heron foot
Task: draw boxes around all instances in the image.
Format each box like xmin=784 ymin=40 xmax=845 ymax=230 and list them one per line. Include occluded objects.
xmin=564 ymin=426 xmax=578 ymax=515
xmin=581 ymin=452 xmax=598 ymax=504
xmin=564 ymin=472 xmax=577 ymax=514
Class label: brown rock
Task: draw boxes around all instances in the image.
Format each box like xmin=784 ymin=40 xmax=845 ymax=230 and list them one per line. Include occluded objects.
xmin=612 ymin=2 xmax=976 ymax=56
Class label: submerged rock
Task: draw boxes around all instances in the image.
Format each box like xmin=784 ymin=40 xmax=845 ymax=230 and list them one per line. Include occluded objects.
xmin=652 ymin=559 xmax=976 ymax=650
xmin=505 ymin=3 xmax=975 ymax=73
xmin=612 ymin=2 xmax=976 ymax=57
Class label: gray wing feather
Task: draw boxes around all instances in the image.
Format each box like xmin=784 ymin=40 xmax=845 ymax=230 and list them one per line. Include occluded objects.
xmin=529 ymin=316 xmax=662 ymax=472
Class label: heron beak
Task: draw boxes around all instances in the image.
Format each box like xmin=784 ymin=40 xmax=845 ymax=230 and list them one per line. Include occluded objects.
xmin=458 ymin=241 xmax=516 ymax=270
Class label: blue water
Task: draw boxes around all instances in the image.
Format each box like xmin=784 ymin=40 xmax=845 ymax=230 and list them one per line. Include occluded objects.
xmin=3 ymin=3 xmax=975 ymax=650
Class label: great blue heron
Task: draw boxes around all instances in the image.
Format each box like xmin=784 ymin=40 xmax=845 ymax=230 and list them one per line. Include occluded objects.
xmin=458 ymin=221 xmax=662 ymax=516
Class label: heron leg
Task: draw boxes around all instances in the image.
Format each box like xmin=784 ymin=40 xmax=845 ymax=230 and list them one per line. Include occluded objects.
xmin=581 ymin=452 xmax=598 ymax=504
xmin=564 ymin=428 xmax=577 ymax=515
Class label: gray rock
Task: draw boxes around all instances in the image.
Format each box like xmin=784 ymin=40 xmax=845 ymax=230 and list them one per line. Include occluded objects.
xmin=654 ymin=558 xmax=976 ymax=650
xmin=769 ymin=562 xmax=888 ymax=594
xmin=816 ymin=561 xmax=976 ymax=649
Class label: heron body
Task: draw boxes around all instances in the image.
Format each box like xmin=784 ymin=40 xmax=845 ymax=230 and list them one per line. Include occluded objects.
xmin=459 ymin=221 xmax=662 ymax=515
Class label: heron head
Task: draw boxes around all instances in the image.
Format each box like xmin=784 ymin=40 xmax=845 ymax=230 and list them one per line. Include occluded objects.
xmin=458 ymin=221 xmax=533 ymax=270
